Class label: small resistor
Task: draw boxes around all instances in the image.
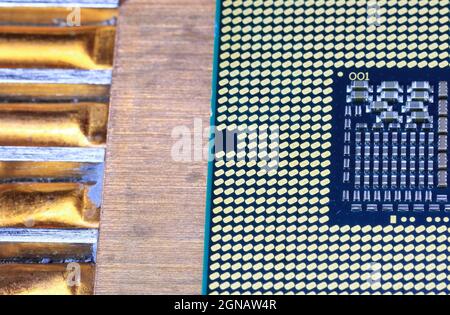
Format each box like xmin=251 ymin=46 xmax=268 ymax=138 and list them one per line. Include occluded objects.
xmin=383 ymin=132 xmax=390 ymax=144
xmin=342 ymin=190 xmax=350 ymax=202
xmin=437 ymin=195 xmax=448 ymax=203
xmin=404 ymin=191 xmax=412 ymax=202
xmin=419 ymin=174 xmax=426 ymax=188
xmin=355 ymin=160 xmax=361 ymax=172
xmin=438 ymin=135 xmax=447 ymax=152
xmin=413 ymin=204 xmax=424 ymax=213
xmin=410 ymin=174 xmax=416 ymax=188
xmin=345 ymin=106 xmax=352 ymax=117
xmin=392 ymin=132 xmax=398 ymax=145
xmin=343 ymin=171 xmax=350 ymax=183
xmin=373 ymin=174 xmax=380 ymax=188
xmin=401 ymin=132 xmax=408 ymax=144
xmin=428 ymin=174 xmax=434 ymax=188
xmin=428 ymin=160 xmax=434 ymax=173
xmin=344 ymin=145 xmax=351 ymax=156
xmin=355 ymin=174 xmax=361 ymax=188
xmin=344 ymin=159 xmax=350 ymax=169
xmin=353 ymin=191 xmax=361 ymax=202
xmin=392 ymin=146 xmax=398 ymax=159
xmin=438 ymin=171 xmax=447 ymax=188
xmin=364 ymin=145 xmax=371 ymax=159
xmin=382 ymin=174 xmax=389 ymax=187
xmin=384 ymin=191 xmax=391 ymax=202
xmin=364 ymin=175 xmax=370 ymax=187
xmin=364 ymin=190 xmax=371 ymax=201
xmin=439 ymin=117 xmax=448 ymax=135
xmin=410 ymin=146 xmax=416 ymax=159
xmin=394 ymin=191 xmax=401 ymax=201
xmin=415 ymin=191 xmax=422 ymax=202
xmin=418 ymin=146 xmax=426 ymax=160
xmin=429 ymin=204 xmax=440 ymax=212
xmin=419 ymin=132 xmax=426 ymax=144
xmin=373 ymin=145 xmax=380 ymax=159
xmin=401 ymin=146 xmax=407 ymax=158
xmin=401 ymin=160 xmax=408 ymax=172
xmin=364 ymin=132 xmax=371 ymax=142
xmin=391 ymin=160 xmax=398 ymax=172
xmin=400 ymin=174 xmax=407 ymax=187
xmin=383 ymin=146 xmax=389 ymax=159
xmin=410 ymin=132 xmax=417 ymax=145
xmin=344 ymin=132 xmax=351 ymax=143
xmin=374 ymin=132 xmax=380 ymax=144
xmin=356 ymin=132 xmax=362 ymax=144
xmin=419 ymin=160 xmax=425 ymax=173
xmin=391 ymin=174 xmax=398 ymax=188
xmin=428 ymin=132 xmax=435 ymax=145
xmin=374 ymin=191 xmax=381 ymax=201
xmin=345 ymin=119 xmax=351 ymax=130
xmin=409 ymin=160 xmax=416 ymax=173
xmin=425 ymin=191 xmax=432 ymax=202
xmin=364 ymin=160 xmax=371 ymax=172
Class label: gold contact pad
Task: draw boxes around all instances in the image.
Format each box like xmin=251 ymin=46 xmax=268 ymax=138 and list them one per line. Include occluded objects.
xmin=0 ymin=264 xmax=95 ymax=295
xmin=0 ymin=26 xmax=115 ymax=69
xmin=0 ymin=102 xmax=108 ymax=147
xmin=0 ymin=183 xmax=100 ymax=229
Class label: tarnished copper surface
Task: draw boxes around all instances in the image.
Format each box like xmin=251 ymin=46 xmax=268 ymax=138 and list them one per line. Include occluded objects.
xmin=0 ymin=264 xmax=95 ymax=295
xmin=0 ymin=243 xmax=94 ymax=263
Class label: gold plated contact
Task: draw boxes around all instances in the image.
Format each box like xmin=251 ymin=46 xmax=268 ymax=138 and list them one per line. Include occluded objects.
xmin=0 ymin=161 xmax=102 ymax=229
xmin=0 ymin=8 xmax=117 ymax=69
xmin=0 ymin=264 xmax=95 ymax=295
xmin=0 ymin=102 xmax=108 ymax=147
xmin=0 ymin=26 xmax=115 ymax=69
xmin=0 ymin=5 xmax=117 ymax=295
xmin=0 ymin=183 xmax=100 ymax=228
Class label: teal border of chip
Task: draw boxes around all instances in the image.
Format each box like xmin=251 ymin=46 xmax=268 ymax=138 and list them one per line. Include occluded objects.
xmin=201 ymin=0 xmax=222 ymax=295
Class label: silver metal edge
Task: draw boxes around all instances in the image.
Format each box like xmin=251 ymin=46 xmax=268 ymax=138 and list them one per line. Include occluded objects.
xmin=0 ymin=146 xmax=105 ymax=163
xmin=0 ymin=228 xmax=98 ymax=244
xmin=0 ymin=69 xmax=112 ymax=85
xmin=0 ymin=0 xmax=119 ymax=8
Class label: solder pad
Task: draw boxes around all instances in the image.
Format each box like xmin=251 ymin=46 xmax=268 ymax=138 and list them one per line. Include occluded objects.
xmin=203 ymin=0 xmax=450 ymax=295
